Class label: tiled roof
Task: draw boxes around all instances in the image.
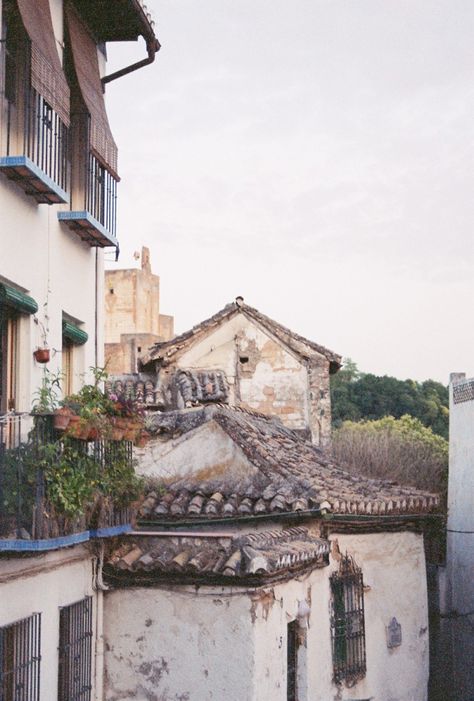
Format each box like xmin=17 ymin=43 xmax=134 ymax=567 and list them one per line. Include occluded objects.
xmin=141 ymin=299 xmax=342 ymax=372
xmin=105 ymin=527 xmax=330 ymax=581
xmin=141 ymin=406 xmax=440 ymax=522
xmin=175 ymin=369 xmax=229 ymax=406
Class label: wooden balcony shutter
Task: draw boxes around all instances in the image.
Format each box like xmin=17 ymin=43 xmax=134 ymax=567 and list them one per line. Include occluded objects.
xmin=15 ymin=0 xmax=70 ymax=125
xmin=65 ymin=6 xmax=118 ymax=177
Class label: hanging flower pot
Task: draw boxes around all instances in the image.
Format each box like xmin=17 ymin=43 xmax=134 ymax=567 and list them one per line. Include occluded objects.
xmin=33 ymin=348 xmax=50 ymax=364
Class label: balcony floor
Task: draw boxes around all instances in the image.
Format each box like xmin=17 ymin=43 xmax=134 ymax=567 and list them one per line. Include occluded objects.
xmin=0 ymin=155 xmax=69 ymax=204
xmin=58 ymin=210 xmax=118 ymax=248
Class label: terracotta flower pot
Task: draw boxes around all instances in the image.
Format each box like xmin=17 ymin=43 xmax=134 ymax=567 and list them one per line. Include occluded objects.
xmin=54 ymin=407 xmax=74 ymax=432
xmin=33 ymin=348 xmax=50 ymax=363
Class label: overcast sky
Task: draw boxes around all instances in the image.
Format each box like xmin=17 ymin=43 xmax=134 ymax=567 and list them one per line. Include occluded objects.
xmin=104 ymin=0 xmax=474 ymax=383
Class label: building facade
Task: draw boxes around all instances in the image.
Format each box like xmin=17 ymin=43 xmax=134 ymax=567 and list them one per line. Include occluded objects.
xmin=134 ymin=297 xmax=342 ymax=447
xmin=104 ymin=246 xmax=174 ymax=374
xmin=104 ymin=404 xmax=439 ymax=701
xmin=0 ymin=2 xmax=158 ymax=700
xmin=444 ymin=373 xmax=474 ymax=701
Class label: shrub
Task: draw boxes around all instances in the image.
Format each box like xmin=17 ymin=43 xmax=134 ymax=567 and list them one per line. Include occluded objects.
xmin=331 ymin=414 xmax=448 ymax=495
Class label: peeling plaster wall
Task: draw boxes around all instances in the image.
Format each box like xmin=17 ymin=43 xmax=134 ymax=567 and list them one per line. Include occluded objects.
xmin=327 ymin=531 xmax=429 ymax=701
xmin=174 ymin=315 xmax=318 ymax=440
xmin=103 ymin=586 xmax=256 ymax=701
xmin=135 ymin=420 xmax=254 ymax=482
xmin=0 ymin=548 xmax=96 ymax=701
xmin=103 ymin=531 xmax=428 ymax=701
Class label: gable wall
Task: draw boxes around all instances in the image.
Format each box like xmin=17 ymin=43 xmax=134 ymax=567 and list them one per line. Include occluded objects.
xmin=135 ymin=420 xmax=254 ymax=482
xmin=174 ymin=315 xmax=313 ymax=437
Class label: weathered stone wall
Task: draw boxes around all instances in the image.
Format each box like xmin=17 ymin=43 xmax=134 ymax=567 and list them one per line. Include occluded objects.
xmin=170 ymin=314 xmax=331 ymax=442
xmin=105 ymin=333 xmax=162 ymax=374
xmin=159 ymin=313 xmax=174 ymax=341
xmin=105 ymin=247 xmax=174 ymax=353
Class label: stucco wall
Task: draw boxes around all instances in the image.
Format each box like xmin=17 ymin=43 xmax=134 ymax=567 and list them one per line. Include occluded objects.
xmin=329 ymin=531 xmax=429 ymax=701
xmin=0 ymin=547 xmax=97 ymax=701
xmin=446 ymin=376 xmax=474 ymax=700
xmin=176 ymin=315 xmax=313 ymax=436
xmin=105 ymin=333 xmax=161 ymax=374
xmin=103 ymin=530 xmax=429 ymax=701
xmin=0 ymin=176 xmax=104 ymax=409
xmin=104 ymin=586 xmax=256 ymax=701
xmin=0 ymin=0 xmax=107 ymax=407
xmin=135 ymin=420 xmax=254 ymax=481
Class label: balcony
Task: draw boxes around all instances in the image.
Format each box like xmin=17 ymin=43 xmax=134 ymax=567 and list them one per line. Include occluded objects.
xmin=0 ymin=87 xmax=69 ymax=205
xmin=0 ymin=414 xmax=136 ymax=552
xmin=58 ymin=152 xmax=118 ymax=249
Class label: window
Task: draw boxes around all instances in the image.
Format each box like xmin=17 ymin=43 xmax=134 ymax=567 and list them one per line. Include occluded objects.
xmin=0 ymin=283 xmax=38 ymax=414
xmin=287 ymin=620 xmax=298 ymax=701
xmin=0 ymin=613 xmax=41 ymax=701
xmin=0 ymin=308 xmax=18 ymax=414
xmin=58 ymin=597 xmax=93 ymax=701
xmin=330 ymin=555 xmax=366 ymax=684
xmin=62 ymin=338 xmax=74 ymax=396
xmin=62 ymin=320 xmax=88 ymax=395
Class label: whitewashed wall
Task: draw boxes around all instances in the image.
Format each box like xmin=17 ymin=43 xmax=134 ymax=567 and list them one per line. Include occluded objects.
xmin=136 ymin=420 xmax=255 ymax=481
xmin=103 ymin=530 xmax=429 ymax=701
xmin=0 ymin=0 xmax=107 ymax=409
xmin=446 ymin=375 xmax=474 ymax=700
xmin=0 ymin=547 xmax=97 ymax=701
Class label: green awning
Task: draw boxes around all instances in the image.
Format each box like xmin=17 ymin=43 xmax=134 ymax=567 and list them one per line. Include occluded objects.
xmin=62 ymin=321 xmax=88 ymax=346
xmin=0 ymin=284 xmax=38 ymax=314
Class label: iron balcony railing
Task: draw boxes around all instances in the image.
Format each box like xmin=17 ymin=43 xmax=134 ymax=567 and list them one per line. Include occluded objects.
xmin=5 ymin=85 xmax=69 ymax=194
xmin=0 ymin=413 xmax=134 ymax=545
xmin=85 ymin=152 xmax=117 ymax=237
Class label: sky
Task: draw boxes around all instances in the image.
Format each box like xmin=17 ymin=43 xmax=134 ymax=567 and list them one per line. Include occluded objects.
xmin=104 ymin=0 xmax=474 ymax=384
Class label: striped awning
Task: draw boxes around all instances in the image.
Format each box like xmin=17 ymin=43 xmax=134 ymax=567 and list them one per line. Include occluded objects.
xmin=16 ymin=0 xmax=70 ymax=125
xmin=62 ymin=321 xmax=88 ymax=346
xmin=0 ymin=284 xmax=38 ymax=315
xmin=66 ymin=5 xmax=118 ymax=176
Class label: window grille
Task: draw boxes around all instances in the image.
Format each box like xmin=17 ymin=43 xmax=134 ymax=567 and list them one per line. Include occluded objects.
xmin=0 ymin=612 xmax=41 ymax=701
xmin=287 ymin=620 xmax=298 ymax=701
xmin=330 ymin=555 xmax=366 ymax=684
xmin=58 ymin=597 xmax=93 ymax=701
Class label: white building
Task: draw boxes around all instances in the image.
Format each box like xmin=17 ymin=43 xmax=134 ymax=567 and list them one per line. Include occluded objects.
xmin=103 ymin=404 xmax=440 ymax=701
xmin=0 ymin=1 xmax=158 ymax=699
xmin=445 ymin=373 xmax=474 ymax=701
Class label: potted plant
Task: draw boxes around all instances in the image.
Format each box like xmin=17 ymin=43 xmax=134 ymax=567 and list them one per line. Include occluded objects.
xmin=32 ymin=369 xmax=62 ymax=415
xmin=33 ymin=293 xmax=51 ymax=363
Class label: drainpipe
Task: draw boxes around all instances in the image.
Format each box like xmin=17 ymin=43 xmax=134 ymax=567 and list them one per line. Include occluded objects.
xmin=102 ymin=36 xmax=160 ymax=86
xmin=95 ymin=590 xmax=105 ymax=701
xmin=93 ymin=545 xmax=108 ymax=701
xmin=95 ymin=248 xmax=99 ymax=368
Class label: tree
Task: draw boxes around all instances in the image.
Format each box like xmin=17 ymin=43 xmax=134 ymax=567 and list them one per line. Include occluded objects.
xmin=330 ymin=360 xmax=449 ymax=439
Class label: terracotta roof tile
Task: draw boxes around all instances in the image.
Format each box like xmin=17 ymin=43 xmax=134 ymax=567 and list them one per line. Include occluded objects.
xmin=105 ymin=527 xmax=330 ymax=581
xmin=142 ymin=406 xmax=440 ymax=521
xmin=141 ymin=300 xmax=342 ymax=371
